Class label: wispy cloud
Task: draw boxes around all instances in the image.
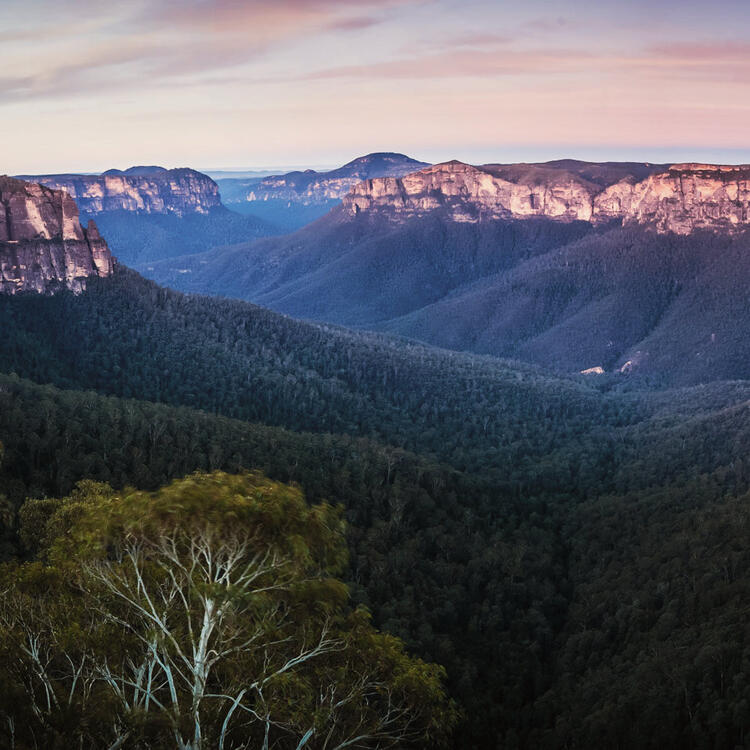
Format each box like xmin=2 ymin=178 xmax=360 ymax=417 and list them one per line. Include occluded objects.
xmin=0 ymin=0 xmax=429 ymax=103
xmin=2 ymin=0 xmax=750 ymax=173
xmin=302 ymin=36 xmax=750 ymax=84
xmin=522 ymin=17 xmax=568 ymax=33
xmin=327 ymin=15 xmax=382 ymax=32
xmin=438 ymin=32 xmax=511 ymax=47
xmin=138 ymin=0 xmax=426 ymax=34
xmin=305 ymin=47 xmax=596 ymax=80
xmin=648 ymin=40 xmax=750 ymax=61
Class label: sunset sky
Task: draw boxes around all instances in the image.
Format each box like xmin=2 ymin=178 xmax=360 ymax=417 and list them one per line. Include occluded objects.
xmin=3 ymin=0 xmax=750 ymax=173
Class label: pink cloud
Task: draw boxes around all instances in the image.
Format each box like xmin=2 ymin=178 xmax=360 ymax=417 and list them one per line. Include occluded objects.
xmin=0 ymin=0 xmax=427 ymax=102
xmin=141 ymin=0 xmax=426 ymax=33
xmin=327 ymin=15 xmax=382 ymax=31
xmin=648 ymin=40 xmax=750 ymax=60
xmin=439 ymin=32 xmax=511 ymax=47
xmin=301 ymin=37 xmax=750 ymax=84
xmin=306 ymin=47 xmax=596 ymax=80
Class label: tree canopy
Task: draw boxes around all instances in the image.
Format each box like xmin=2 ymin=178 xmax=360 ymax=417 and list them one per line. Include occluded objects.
xmin=0 ymin=472 xmax=455 ymax=750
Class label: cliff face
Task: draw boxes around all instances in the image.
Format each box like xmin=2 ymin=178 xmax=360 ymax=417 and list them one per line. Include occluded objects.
xmin=0 ymin=177 xmax=114 ymax=294
xmin=23 ymin=167 xmax=221 ymax=216
xmin=343 ymin=161 xmax=750 ymax=234
xmin=241 ymin=153 xmax=430 ymax=206
xmin=596 ymin=164 xmax=750 ymax=233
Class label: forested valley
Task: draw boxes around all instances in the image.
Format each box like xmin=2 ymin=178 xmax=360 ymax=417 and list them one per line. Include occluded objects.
xmin=1 ymin=268 xmax=750 ymax=748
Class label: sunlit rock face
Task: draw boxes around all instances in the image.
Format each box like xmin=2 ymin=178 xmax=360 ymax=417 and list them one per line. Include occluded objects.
xmin=23 ymin=167 xmax=221 ymax=216
xmin=344 ymin=161 xmax=750 ymax=234
xmin=0 ymin=177 xmax=114 ymax=294
xmin=598 ymin=164 xmax=750 ymax=233
xmin=244 ymin=153 xmax=430 ymax=205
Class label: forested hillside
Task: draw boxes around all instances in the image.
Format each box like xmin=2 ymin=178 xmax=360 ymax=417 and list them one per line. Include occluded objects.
xmin=4 ymin=376 xmax=750 ymax=747
xmin=89 ymin=206 xmax=279 ymax=265
xmin=382 ymin=227 xmax=750 ymax=383
xmin=142 ymin=209 xmax=750 ymax=384
xmin=0 ymin=267 xmax=629 ymax=477
xmin=3 ymin=268 xmax=750 ymax=747
xmin=140 ymin=211 xmax=595 ymax=326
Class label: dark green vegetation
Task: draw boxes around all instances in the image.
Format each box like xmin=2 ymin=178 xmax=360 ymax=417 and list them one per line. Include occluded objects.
xmin=3 ymin=269 xmax=750 ymax=748
xmin=381 ymin=227 xmax=750 ymax=385
xmin=1 ymin=472 xmax=455 ymax=749
xmin=142 ymin=209 xmax=750 ymax=385
xmin=0 ymin=268 xmax=627 ymax=476
xmin=89 ymin=206 xmax=279 ymax=266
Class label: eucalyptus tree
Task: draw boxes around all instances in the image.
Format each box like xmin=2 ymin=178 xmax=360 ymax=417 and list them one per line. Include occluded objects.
xmin=0 ymin=473 xmax=455 ymax=750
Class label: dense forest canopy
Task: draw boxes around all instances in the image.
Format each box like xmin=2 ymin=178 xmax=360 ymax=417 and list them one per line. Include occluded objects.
xmin=0 ymin=267 xmax=634 ymax=478
xmin=3 ymin=270 xmax=750 ymax=748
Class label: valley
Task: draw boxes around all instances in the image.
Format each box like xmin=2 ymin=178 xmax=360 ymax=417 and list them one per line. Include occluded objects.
xmin=4 ymin=1 xmax=748 ymax=746
xmin=4 ymin=163 xmax=750 ymax=745
xmin=4 ymin=149 xmax=750 ymax=750
xmin=141 ymin=158 xmax=750 ymax=384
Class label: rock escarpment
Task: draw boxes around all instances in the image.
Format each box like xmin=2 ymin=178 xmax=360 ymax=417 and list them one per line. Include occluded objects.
xmin=21 ymin=166 xmax=221 ymax=216
xmin=237 ymin=153 xmax=430 ymax=206
xmin=598 ymin=164 xmax=750 ymax=233
xmin=344 ymin=161 xmax=750 ymax=234
xmin=0 ymin=177 xmax=113 ymax=294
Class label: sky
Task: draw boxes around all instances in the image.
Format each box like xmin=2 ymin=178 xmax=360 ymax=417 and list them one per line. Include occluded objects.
xmin=2 ymin=0 xmax=750 ymax=173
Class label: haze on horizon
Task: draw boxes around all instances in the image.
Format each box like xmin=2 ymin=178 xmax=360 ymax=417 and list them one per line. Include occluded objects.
xmin=2 ymin=0 xmax=750 ymax=174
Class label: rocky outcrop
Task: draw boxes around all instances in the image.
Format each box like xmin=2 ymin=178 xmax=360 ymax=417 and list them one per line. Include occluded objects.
xmin=343 ymin=160 xmax=750 ymax=234
xmin=231 ymin=153 xmax=430 ymax=206
xmin=20 ymin=167 xmax=221 ymax=216
xmin=0 ymin=177 xmax=114 ymax=294
xmin=596 ymin=164 xmax=750 ymax=233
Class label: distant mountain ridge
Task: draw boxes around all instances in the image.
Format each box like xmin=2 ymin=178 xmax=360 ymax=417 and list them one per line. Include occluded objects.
xmin=217 ymin=152 xmax=430 ymax=230
xmin=143 ymin=158 xmax=750 ymax=383
xmin=345 ymin=159 xmax=750 ymax=234
xmin=0 ymin=176 xmax=113 ymax=294
xmin=15 ymin=166 xmax=279 ymax=266
xmin=18 ymin=166 xmax=222 ymax=216
xmin=223 ymin=152 xmax=430 ymax=204
xmin=101 ymin=166 xmax=169 ymax=177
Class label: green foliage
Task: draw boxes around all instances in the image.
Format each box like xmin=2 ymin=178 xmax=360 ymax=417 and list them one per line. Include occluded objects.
xmin=0 ymin=441 xmax=15 ymax=560
xmin=19 ymin=479 xmax=116 ymax=558
xmin=0 ymin=472 xmax=456 ymax=750
xmin=0 ymin=373 xmax=548 ymax=746
xmin=6 ymin=266 xmax=750 ymax=747
xmin=0 ymin=267 xmax=631 ymax=479
xmin=52 ymin=471 xmax=348 ymax=576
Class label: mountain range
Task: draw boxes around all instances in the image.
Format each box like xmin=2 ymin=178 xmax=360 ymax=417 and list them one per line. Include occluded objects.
xmin=216 ymin=152 xmax=429 ymax=230
xmin=343 ymin=159 xmax=750 ymax=233
xmin=17 ymin=155 xmax=431 ymax=265
xmin=5 ymin=160 xmax=750 ymax=747
xmin=142 ymin=158 xmax=750 ymax=384
xmin=18 ymin=166 xmax=223 ymax=215
xmin=15 ymin=166 xmax=277 ymax=266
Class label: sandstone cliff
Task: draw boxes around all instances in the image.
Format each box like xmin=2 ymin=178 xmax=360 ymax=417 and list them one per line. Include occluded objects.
xmin=21 ymin=166 xmax=221 ymax=216
xmin=0 ymin=177 xmax=114 ymax=294
xmin=238 ymin=153 xmax=430 ymax=206
xmin=343 ymin=160 xmax=750 ymax=234
xmin=597 ymin=164 xmax=750 ymax=233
